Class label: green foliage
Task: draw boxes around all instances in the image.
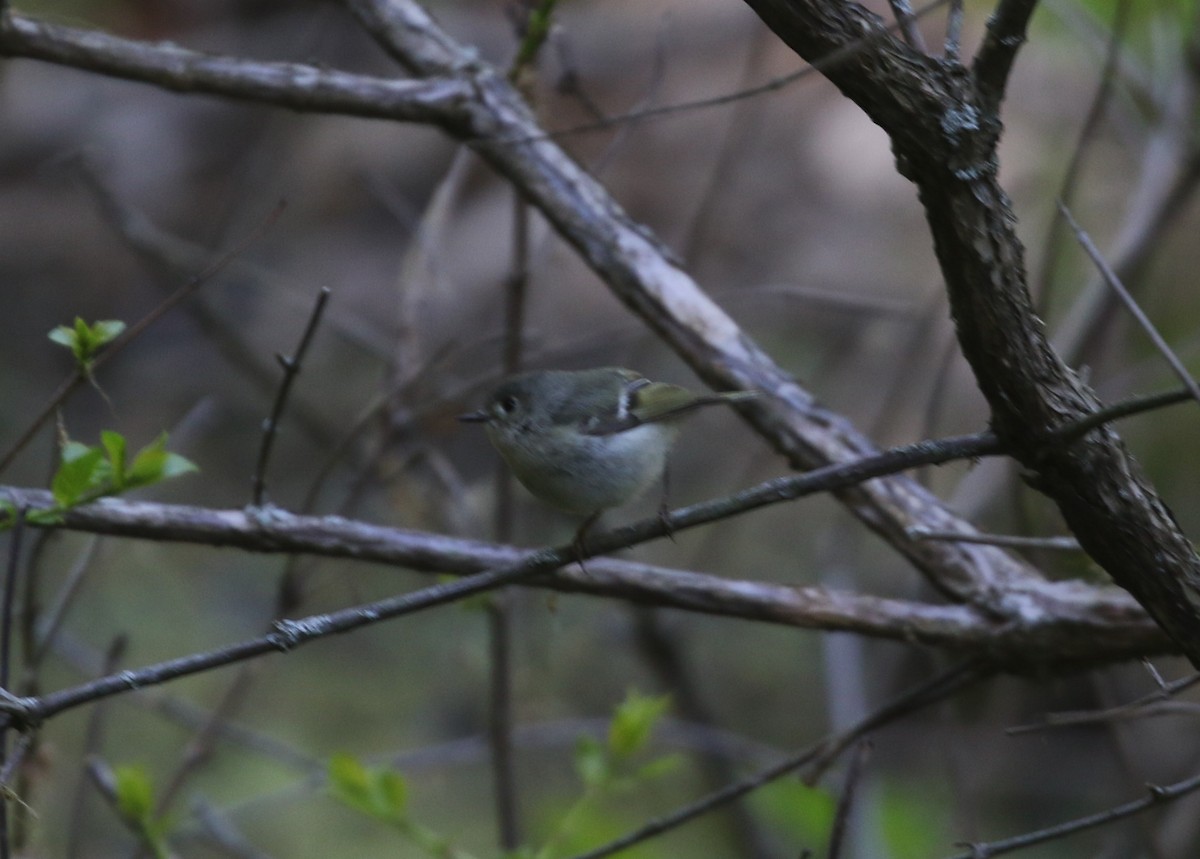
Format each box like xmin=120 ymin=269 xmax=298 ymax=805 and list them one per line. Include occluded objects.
xmin=877 ymin=778 xmax=953 ymax=859
xmin=51 ymin=431 xmax=196 ymax=507
xmin=48 ymin=317 xmax=125 ymax=371
xmin=328 ymin=753 xmax=408 ymax=825
xmin=534 ymin=689 xmax=679 ymax=859
xmin=509 ymin=0 xmax=559 ymax=79
xmin=607 ymin=688 xmax=670 ymax=759
xmin=327 ymin=754 xmax=476 ymax=859
xmin=112 ymin=765 xmax=170 ymax=859
xmin=327 ymin=692 xmax=677 ymax=859
xmin=1 ymin=431 xmax=196 ymax=529
xmin=750 ymin=778 xmax=835 ymax=847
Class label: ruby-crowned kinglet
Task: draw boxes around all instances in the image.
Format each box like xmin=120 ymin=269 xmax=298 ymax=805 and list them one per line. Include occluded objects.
xmin=459 ymin=367 xmax=756 ymax=516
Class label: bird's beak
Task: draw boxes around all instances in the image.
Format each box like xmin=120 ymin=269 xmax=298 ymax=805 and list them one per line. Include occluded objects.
xmin=458 ymin=409 xmax=490 ymax=423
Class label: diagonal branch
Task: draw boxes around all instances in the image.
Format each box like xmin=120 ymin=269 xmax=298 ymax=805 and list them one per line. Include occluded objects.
xmin=0 ymin=0 xmax=1045 ymax=635
xmin=0 ymin=12 xmax=467 ymax=125
xmin=343 ymin=0 xmax=1046 ymax=612
xmin=734 ymin=0 xmax=1200 ymax=666
xmin=972 ymin=0 xmax=1041 ymax=113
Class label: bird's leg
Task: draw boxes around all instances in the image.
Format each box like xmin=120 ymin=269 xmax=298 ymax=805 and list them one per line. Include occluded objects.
xmin=572 ymin=511 xmax=602 ymax=572
xmin=657 ymin=466 xmax=676 ymax=542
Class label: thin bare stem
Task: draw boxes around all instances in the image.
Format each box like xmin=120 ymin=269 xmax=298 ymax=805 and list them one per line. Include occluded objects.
xmin=1060 ymin=203 xmax=1200 ymax=407
xmin=826 ymin=742 xmax=871 ymax=859
xmin=0 ymin=13 xmax=464 ymax=123
xmin=251 ymin=287 xmax=332 ymax=506
xmin=1007 ymin=672 xmax=1200 ymax=735
xmin=973 ymin=0 xmax=1040 ymax=113
xmin=488 ymin=192 xmax=531 ymax=851
xmin=888 ymin=0 xmax=928 ymax=53
xmin=943 ymin=0 xmax=963 ymax=60
xmin=0 ymin=508 xmax=22 ymax=859
xmin=946 ymin=769 xmax=1200 ymax=858
xmin=1032 ymin=0 xmax=1129 ymax=308
xmin=493 ymin=0 xmax=949 ymax=145
xmin=0 ymin=510 xmax=23 ymax=695
xmin=909 ymin=529 xmax=1081 ymax=551
xmin=65 ymin=636 xmax=127 ymax=859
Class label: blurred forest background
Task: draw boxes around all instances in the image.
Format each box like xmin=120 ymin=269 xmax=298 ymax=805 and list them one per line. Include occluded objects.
xmin=2 ymin=0 xmax=1200 ymax=857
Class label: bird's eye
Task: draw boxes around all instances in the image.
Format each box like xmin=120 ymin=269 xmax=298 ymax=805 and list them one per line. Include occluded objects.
xmin=497 ymin=395 xmax=519 ymax=414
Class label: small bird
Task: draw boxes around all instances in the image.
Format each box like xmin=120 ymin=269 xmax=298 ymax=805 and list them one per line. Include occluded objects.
xmin=459 ymin=367 xmax=756 ymax=523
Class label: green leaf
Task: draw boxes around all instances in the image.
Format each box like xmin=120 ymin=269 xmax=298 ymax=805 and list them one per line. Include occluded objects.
xmin=328 ymin=753 xmax=373 ymax=810
xmin=102 ymin=430 xmax=127 ymax=489
xmin=50 ymin=432 xmax=195 ymax=509
xmin=112 ymin=764 xmax=171 ymax=859
xmin=91 ymin=319 xmax=126 ymax=345
xmin=127 ymin=433 xmax=197 ymax=488
xmin=48 ymin=317 xmax=126 ymax=367
xmin=113 ymin=765 xmax=155 ymax=822
xmin=51 ymin=445 xmax=106 ymax=506
xmin=878 ymin=778 xmax=952 ymax=859
xmin=750 ymin=779 xmax=836 ymax=844
xmin=327 ymin=754 xmax=407 ymax=822
xmin=61 ymin=440 xmax=93 ymax=463
xmin=573 ymin=735 xmax=609 ymax=788
xmin=48 ymin=325 xmax=76 ymax=350
xmin=607 ymin=690 xmax=670 ymax=759
xmin=633 ymin=752 xmax=683 ymax=782
xmin=375 ymin=769 xmax=408 ymax=816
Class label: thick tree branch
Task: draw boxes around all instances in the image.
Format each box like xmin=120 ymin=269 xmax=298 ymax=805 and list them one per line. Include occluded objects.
xmin=0 ymin=481 xmax=1169 ymax=668
xmin=972 ymin=0 xmax=1041 ymax=113
xmin=0 ymin=12 xmax=467 ymax=126
xmin=734 ymin=0 xmax=1200 ymax=665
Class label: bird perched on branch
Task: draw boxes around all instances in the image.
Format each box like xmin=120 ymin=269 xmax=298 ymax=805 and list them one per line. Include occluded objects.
xmin=460 ymin=367 xmax=756 ymax=542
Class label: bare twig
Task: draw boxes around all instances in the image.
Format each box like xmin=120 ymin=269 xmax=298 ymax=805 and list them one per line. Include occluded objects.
xmin=33 ymin=536 xmax=102 ymax=662
xmin=251 ymin=287 xmax=332 ymax=506
xmin=65 ymin=636 xmax=127 ymax=859
xmin=1007 ymin=672 xmax=1200 ymax=735
xmin=943 ymin=0 xmax=962 ymax=60
xmin=0 ymin=509 xmax=23 ymax=695
xmin=486 ymin=190 xmax=532 ymax=851
xmin=1032 ymin=0 xmax=1130 ymax=307
xmin=0 ymin=13 xmax=465 ymax=124
xmin=946 ymin=769 xmax=1200 ymax=858
xmin=480 ymin=0 xmax=949 ymax=145
xmin=153 ymin=665 xmax=260 ymax=826
xmin=909 ymin=529 xmax=1081 ymax=551
xmin=73 ymin=163 xmax=356 ymax=448
xmin=0 ymin=508 xmax=22 ymax=859
xmin=1059 ymin=203 xmax=1200 ymax=408
xmin=826 ymin=742 xmax=871 ymax=859
xmin=887 ymin=0 xmax=928 ymax=53
xmin=972 ymin=0 xmax=1040 ymax=113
